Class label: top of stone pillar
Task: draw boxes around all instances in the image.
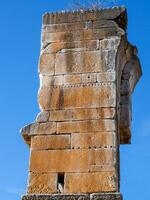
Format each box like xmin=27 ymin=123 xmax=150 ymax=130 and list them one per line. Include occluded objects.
xmin=43 ymin=6 xmax=127 ymax=30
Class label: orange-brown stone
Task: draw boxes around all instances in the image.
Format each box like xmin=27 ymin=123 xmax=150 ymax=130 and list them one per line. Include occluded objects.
xmin=64 ymin=172 xmax=116 ymax=193
xmin=38 ymin=83 xmax=116 ymax=110
xmin=27 ymin=172 xmax=57 ymax=194
xmin=31 ymin=135 xmax=70 ymax=150
xmin=49 ymin=108 xmax=115 ymax=122
xmin=30 ymin=149 xmax=115 ymax=173
xmin=71 ymin=132 xmax=115 ymax=149
xmin=57 ymin=120 xmax=116 ymax=133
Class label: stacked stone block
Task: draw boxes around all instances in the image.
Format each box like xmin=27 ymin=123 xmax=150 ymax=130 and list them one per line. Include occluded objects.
xmin=21 ymin=7 xmax=142 ymax=200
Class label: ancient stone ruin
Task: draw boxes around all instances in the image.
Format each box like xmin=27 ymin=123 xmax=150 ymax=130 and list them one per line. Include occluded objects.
xmin=21 ymin=7 xmax=142 ymax=200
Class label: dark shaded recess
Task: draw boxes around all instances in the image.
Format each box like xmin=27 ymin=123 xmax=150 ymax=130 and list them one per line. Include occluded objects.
xmin=57 ymin=173 xmax=65 ymax=192
xmin=114 ymin=8 xmax=127 ymax=31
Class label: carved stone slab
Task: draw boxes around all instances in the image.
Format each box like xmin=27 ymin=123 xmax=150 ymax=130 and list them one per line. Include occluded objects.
xmin=22 ymin=193 xmax=122 ymax=200
xmin=22 ymin=194 xmax=90 ymax=200
xmin=90 ymin=193 xmax=122 ymax=200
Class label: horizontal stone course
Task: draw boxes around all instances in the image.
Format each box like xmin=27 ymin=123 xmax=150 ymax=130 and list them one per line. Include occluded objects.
xmin=43 ymin=7 xmax=126 ymax=25
xmin=42 ymin=20 xmax=118 ymax=33
xmin=42 ymin=28 xmax=123 ymax=44
xmin=49 ymin=108 xmax=115 ymax=122
xmin=22 ymin=194 xmax=90 ymax=200
xmin=30 ymin=149 xmax=115 ymax=173
xmin=31 ymin=135 xmax=70 ymax=150
xmin=41 ymin=40 xmax=99 ymax=54
xmin=38 ymin=83 xmax=116 ymax=110
xmin=57 ymin=119 xmax=116 ymax=133
xmin=91 ymin=193 xmax=122 ymax=200
xmin=64 ymin=172 xmax=116 ymax=193
xmin=22 ymin=193 xmax=122 ymax=200
xmin=71 ymin=132 xmax=115 ymax=149
xmin=39 ymin=73 xmax=116 ymax=87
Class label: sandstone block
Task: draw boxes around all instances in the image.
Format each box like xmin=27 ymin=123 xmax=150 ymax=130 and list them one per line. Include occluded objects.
xmin=36 ymin=111 xmax=49 ymax=123
xmin=49 ymin=108 xmax=115 ymax=122
xmin=21 ymin=122 xmax=57 ymax=144
xmin=64 ymin=172 xmax=116 ymax=193
xmin=30 ymin=149 xmax=115 ymax=173
xmin=39 ymin=54 xmax=55 ymax=75
xmin=38 ymin=83 xmax=116 ymax=110
xmin=40 ymin=75 xmax=63 ymax=86
xmin=71 ymin=132 xmax=115 ymax=149
xmin=100 ymin=37 xmax=120 ymax=50
xmin=42 ymin=20 xmax=117 ymax=33
xmin=42 ymin=27 xmax=123 ymax=43
xmin=102 ymin=50 xmax=117 ymax=72
xmin=55 ymin=51 xmax=103 ymax=75
xmin=97 ymin=72 xmax=116 ymax=82
xmin=57 ymin=120 xmax=116 ymax=134
xmin=90 ymin=193 xmax=123 ymax=200
xmin=31 ymin=135 xmax=71 ymax=150
xmin=82 ymin=73 xmax=97 ymax=83
xmin=63 ymin=74 xmax=82 ymax=85
xmin=90 ymin=164 xmax=115 ymax=172
xmin=42 ymin=40 xmax=99 ymax=54
xmin=31 ymin=135 xmax=70 ymax=150
xmin=27 ymin=173 xmax=57 ymax=194
xmin=22 ymin=194 xmax=90 ymax=200
xmin=42 ymin=22 xmax=85 ymax=33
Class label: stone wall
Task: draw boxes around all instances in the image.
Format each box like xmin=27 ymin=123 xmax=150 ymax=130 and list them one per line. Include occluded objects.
xmin=21 ymin=7 xmax=142 ymax=197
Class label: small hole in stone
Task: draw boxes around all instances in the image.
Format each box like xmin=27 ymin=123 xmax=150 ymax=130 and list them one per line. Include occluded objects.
xmin=57 ymin=173 xmax=64 ymax=193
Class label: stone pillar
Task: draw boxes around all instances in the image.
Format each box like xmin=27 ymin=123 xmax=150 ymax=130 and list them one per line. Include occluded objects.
xmin=21 ymin=7 xmax=142 ymax=200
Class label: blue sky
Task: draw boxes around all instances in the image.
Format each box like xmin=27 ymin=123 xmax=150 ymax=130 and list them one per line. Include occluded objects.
xmin=0 ymin=0 xmax=149 ymax=200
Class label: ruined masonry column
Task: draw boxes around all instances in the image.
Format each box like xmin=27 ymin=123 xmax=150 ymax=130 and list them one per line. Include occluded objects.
xmin=21 ymin=7 xmax=142 ymax=200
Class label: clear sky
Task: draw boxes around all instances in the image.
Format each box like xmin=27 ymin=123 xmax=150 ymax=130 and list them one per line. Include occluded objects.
xmin=0 ymin=0 xmax=149 ymax=200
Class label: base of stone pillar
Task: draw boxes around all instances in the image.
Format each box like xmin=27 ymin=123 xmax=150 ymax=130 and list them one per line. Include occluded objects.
xmin=22 ymin=193 xmax=123 ymax=200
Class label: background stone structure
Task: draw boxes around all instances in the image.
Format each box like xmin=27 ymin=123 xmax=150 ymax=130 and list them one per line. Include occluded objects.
xmin=21 ymin=7 xmax=142 ymax=200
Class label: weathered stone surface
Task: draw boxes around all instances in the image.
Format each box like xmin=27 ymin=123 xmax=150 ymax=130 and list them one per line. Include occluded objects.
xmin=42 ymin=20 xmax=118 ymax=33
xmin=120 ymin=80 xmax=130 ymax=95
xmin=39 ymin=54 xmax=55 ymax=75
xmin=54 ymin=49 xmax=118 ymax=75
xmin=31 ymin=135 xmax=70 ymax=150
xmin=42 ymin=28 xmax=123 ymax=44
xmin=21 ymin=7 xmax=142 ymax=198
xmin=63 ymin=74 xmax=82 ymax=85
xmin=120 ymin=104 xmax=131 ymax=128
xmin=57 ymin=120 xmax=116 ymax=134
xmin=22 ymin=194 xmax=122 ymax=200
xmin=100 ymin=37 xmax=120 ymax=50
xmin=27 ymin=173 xmax=57 ymax=194
xmin=40 ymin=75 xmax=63 ymax=86
xmin=82 ymin=73 xmax=97 ymax=83
xmin=38 ymin=83 xmax=116 ymax=110
xmin=30 ymin=149 xmax=115 ymax=173
xmin=36 ymin=111 xmax=50 ymax=123
xmin=49 ymin=108 xmax=115 ymax=122
xmin=71 ymin=132 xmax=115 ymax=149
xmin=39 ymin=73 xmax=116 ymax=88
xmin=55 ymin=51 xmax=103 ymax=75
xmin=42 ymin=40 xmax=99 ymax=54
xmin=43 ymin=7 xmax=127 ymax=25
xmin=97 ymin=72 xmax=116 ymax=82
xmin=90 ymin=193 xmax=122 ymax=200
xmin=22 ymin=194 xmax=90 ymax=200
xmin=64 ymin=172 xmax=116 ymax=193
xmin=21 ymin=122 xmax=57 ymax=144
